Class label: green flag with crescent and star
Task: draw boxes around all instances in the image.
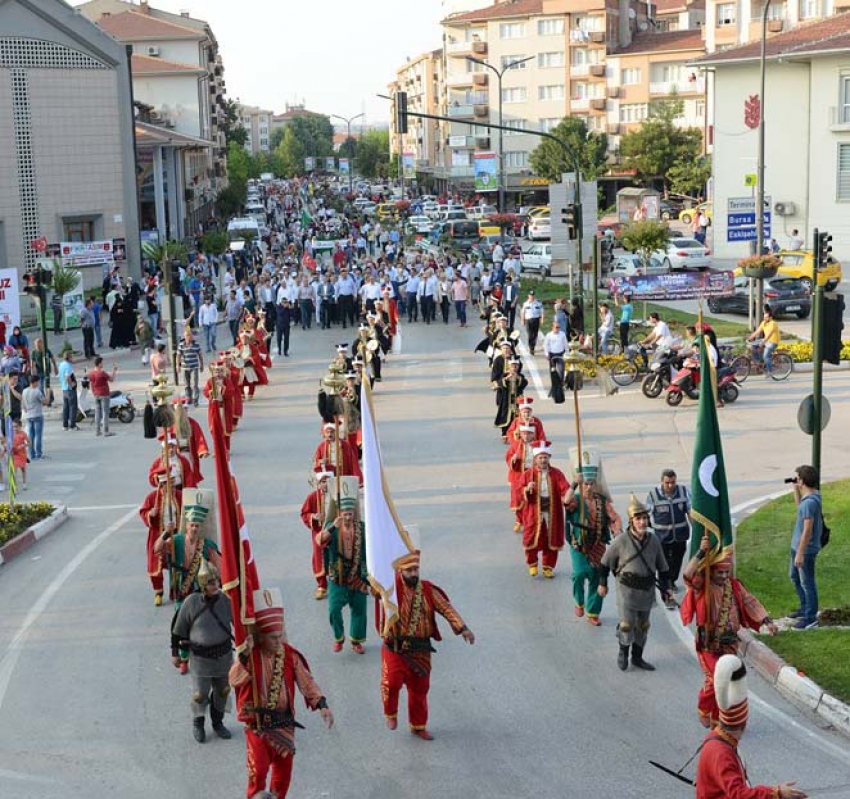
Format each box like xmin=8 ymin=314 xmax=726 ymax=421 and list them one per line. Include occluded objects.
xmin=689 ymin=336 xmax=733 ymax=559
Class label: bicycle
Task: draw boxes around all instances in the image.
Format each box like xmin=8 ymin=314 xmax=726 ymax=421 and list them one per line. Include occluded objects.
xmin=729 ymin=341 xmax=793 ymax=382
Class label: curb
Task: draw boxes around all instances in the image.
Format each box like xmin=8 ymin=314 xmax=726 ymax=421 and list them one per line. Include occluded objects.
xmin=739 ymin=622 xmax=850 ymax=740
xmin=0 ymin=504 xmax=69 ymax=567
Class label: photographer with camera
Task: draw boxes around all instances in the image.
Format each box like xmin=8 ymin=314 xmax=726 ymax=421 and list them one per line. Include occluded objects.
xmin=786 ymin=466 xmax=823 ymax=630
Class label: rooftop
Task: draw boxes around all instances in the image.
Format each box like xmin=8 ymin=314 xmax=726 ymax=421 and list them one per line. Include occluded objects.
xmin=614 ymin=29 xmax=705 ymax=55
xmin=444 ymin=0 xmax=544 ymax=24
xmin=130 ymin=53 xmax=205 ymax=75
xmin=697 ymin=10 xmax=850 ymax=65
xmin=96 ymin=9 xmax=203 ymax=41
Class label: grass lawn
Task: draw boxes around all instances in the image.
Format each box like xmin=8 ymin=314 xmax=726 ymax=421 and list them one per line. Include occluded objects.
xmin=759 ymin=630 xmax=850 ymax=703
xmin=738 ymin=480 xmax=850 ymax=702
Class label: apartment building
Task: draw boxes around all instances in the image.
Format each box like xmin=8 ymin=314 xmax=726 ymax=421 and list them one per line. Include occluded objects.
xmin=430 ymin=0 xmax=708 ymax=199
xmin=390 ymin=50 xmax=446 ymax=177
xmin=79 ymin=0 xmax=229 ymax=237
xmin=237 ymin=104 xmax=273 ymax=155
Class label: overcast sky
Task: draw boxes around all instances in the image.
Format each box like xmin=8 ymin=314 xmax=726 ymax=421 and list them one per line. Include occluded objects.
xmin=75 ymin=0 xmax=447 ymax=127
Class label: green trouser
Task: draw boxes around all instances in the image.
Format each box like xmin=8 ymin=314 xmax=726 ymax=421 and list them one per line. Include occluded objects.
xmin=570 ymin=549 xmax=603 ymax=617
xmin=328 ymin=581 xmax=368 ymax=642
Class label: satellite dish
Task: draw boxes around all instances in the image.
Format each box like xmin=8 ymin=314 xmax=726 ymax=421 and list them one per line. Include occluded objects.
xmin=639 ymin=21 xmax=648 ymax=30
xmin=629 ymin=7 xmax=636 ymax=18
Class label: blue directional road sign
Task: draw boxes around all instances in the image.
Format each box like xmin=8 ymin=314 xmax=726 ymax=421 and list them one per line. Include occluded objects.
xmin=726 ymin=196 xmax=772 ymax=242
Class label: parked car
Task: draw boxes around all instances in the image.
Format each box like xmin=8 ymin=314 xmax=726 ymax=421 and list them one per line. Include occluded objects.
xmin=406 ymin=215 xmax=433 ymax=234
xmin=660 ymin=200 xmax=682 ymax=221
xmin=466 ymin=204 xmax=498 ymax=220
xmin=376 ymin=202 xmax=399 ymax=221
xmin=527 ymin=215 xmax=551 ymax=241
xmin=475 ymin=234 xmax=514 ymax=263
xmin=360 ymin=202 xmax=377 ymax=217
xmin=423 ymin=201 xmax=440 ymax=218
xmin=652 ymin=237 xmax=711 ymax=270
xmin=608 ymin=254 xmax=667 ymax=278
xmin=442 ymin=220 xmax=480 ymax=251
xmin=521 ymin=243 xmax=553 ymax=277
xmin=444 ymin=209 xmax=468 ymax=222
xmin=708 ymin=276 xmax=812 ymax=319
xmin=678 ymin=202 xmax=713 ymax=226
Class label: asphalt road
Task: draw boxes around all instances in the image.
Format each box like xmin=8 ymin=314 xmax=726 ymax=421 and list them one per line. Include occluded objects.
xmin=1 ymin=319 xmax=849 ymax=798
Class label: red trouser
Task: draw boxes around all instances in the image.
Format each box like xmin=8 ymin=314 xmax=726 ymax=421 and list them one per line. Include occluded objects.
xmin=697 ymin=650 xmax=723 ymax=727
xmin=311 ymin=539 xmax=328 ymax=590
xmin=525 ymin=520 xmax=559 ymax=569
xmin=244 ymin=728 xmax=294 ymax=799
xmin=149 ymin=572 xmax=164 ymax=593
xmin=381 ymin=647 xmax=430 ymax=730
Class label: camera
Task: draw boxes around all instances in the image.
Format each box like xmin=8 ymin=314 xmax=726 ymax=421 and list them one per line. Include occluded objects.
xmin=784 ymin=477 xmax=798 ymax=484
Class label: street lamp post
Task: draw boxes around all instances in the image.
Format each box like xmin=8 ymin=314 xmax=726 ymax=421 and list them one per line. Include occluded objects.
xmin=466 ymin=55 xmax=533 ymax=212
xmin=330 ymin=112 xmax=365 ymax=194
xmin=754 ymin=0 xmax=771 ymax=323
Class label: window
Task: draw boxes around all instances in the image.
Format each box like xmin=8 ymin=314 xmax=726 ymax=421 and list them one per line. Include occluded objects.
xmin=539 ymin=84 xmax=566 ymax=100
xmin=839 ymin=143 xmax=850 ymax=200
xmin=799 ymin=0 xmax=820 ymax=18
xmin=499 ymin=22 xmax=526 ymax=38
xmin=466 ymin=59 xmax=486 ymax=73
xmin=504 ymin=119 xmax=528 ymax=135
xmin=260 ymin=138 xmax=268 ymax=147
xmin=63 ymin=219 xmax=95 ymax=242
xmin=501 ymin=87 xmax=527 ymax=103
xmin=538 ymin=51 xmax=565 ymax=68
xmin=621 ymin=68 xmax=641 ymax=85
xmin=753 ymin=1 xmax=786 ymax=19
xmin=841 ymin=76 xmax=850 ymax=124
xmin=573 ymin=82 xmax=589 ymax=100
xmin=620 ymin=103 xmax=648 ymax=122
xmin=539 ymin=118 xmax=561 ymax=133
xmin=538 ymin=18 xmax=565 ymax=35
xmin=695 ymin=99 xmax=706 ymax=117
xmin=652 ymin=63 xmax=684 ymax=83
xmin=501 ymin=54 xmax=529 ymax=70
xmin=717 ymin=3 xmax=736 ymax=25
xmin=504 ymin=151 xmax=529 ymax=168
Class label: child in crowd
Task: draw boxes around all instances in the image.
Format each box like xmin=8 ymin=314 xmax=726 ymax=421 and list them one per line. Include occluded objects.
xmin=11 ymin=419 xmax=30 ymax=490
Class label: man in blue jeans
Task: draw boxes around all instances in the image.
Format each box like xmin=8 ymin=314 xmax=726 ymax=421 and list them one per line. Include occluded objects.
xmin=789 ymin=464 xmax=822 ymax=630
xmin=57 ymin=351 xmax=80 ymax=431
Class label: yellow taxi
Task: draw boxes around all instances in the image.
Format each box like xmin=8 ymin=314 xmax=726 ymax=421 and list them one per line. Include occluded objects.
xmin=478 ymin=221 xmax=501 ymax=237
xmin=679 ymin=202 xmax=712 ymax=226
xmin=774 ymin=250 xmax=842 ymax=291
xmin=527 ymin=205 xmax=550 ymax=218
xmin=376 ymin=202 xmax=399 ymax=221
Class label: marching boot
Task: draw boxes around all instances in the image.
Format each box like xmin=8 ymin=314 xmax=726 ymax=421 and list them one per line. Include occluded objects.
xmin=192 ymin=716 xmax=206 ymax=743
xmin=210 ymin=704 xmax=232 ymax=739
xmin=631 ymin=644 xmax=655 ymax=671
xmin=617 ymin=645 xmax=630 ymax=671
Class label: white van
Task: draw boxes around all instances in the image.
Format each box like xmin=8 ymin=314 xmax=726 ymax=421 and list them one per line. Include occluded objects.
xmin=245 ymin=201 xmax=266 ymax=226
xmin=227 ymin=217 xmax=262 ymax=251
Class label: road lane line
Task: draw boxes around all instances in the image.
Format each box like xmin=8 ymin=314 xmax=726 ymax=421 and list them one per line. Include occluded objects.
xmin=68 ymin=504 xmax=137 ymax=512
xmin=0 ymin=508 xmax=137 ymax=712
xmin=516 ymin=341 xmax=546 ymax=400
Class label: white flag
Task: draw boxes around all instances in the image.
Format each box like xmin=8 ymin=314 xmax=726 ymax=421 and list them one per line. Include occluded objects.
xmin=361 ymin=379 xmax=415 ymax=634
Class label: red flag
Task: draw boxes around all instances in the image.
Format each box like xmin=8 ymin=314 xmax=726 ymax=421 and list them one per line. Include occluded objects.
xmin=30 ymin=236 xmax=48 ymax=252
xmin=209 ymin=395 xmax=260 ymax=647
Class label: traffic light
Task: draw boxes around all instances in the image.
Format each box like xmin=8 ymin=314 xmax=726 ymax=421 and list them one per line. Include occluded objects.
xmin=815 ymin=229 xmax=833 ymax=268
xmin=23 ymin=271 xmax=39 ymax=296
xmin=821 ymin=293 xmax=845 ymax=365
xmin=561 ymin=204 xmax=582 ymax=240
xmin=395 ymin=91 xmax=408 ymax=135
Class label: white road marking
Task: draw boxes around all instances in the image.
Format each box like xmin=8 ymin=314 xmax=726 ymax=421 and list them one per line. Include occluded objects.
xmin=68 ymin=504 xmax=137 ymax=512
xmin=0 ymin=508 xmax=137 ymax=712
xmin=0 ymin=767 xmax=57 ymax=784
xmin=516 ymin=341 xmax=546 ymax=400
xmin=43 ymin=474 xmax=87 ymax=482
xmin=662 ymin=487 xmax=850 ymax=763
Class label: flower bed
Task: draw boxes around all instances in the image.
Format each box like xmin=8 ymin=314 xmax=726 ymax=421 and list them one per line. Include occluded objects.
xmin=0 ymin=502 xmax=55 ymax=547
xmin=781 ymin=340 xmax=850 ymax=363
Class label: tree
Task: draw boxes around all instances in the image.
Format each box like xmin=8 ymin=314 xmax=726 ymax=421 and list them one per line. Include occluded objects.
xmin=272 ymin=127 xmax=306 ymax=177
xmin=217 ymin=141 xmax=250 ymax=216
xmin=619 ymin=95 xmax=704 ymax=190
xmin=529 ymin=117 xmax=609 ymax=183
xmin=338 ymin=136 xmax=358 ymax=160
xmin=47 ymin=261 xmax=80 ymax=351
xmin=222 ymin=99 xmax=247 ymax=147
xmin=269 ymin=126 xmax=286 ymax=151
xmin=667 ymin=154 xmax=712 ymax=199
xmin=618 ymin=219 xmax=671 ymax=268
xmin=289 ymin=114 xmax=335 ymax=159
xmin=354 ymin=129 xmax=390 ymax=178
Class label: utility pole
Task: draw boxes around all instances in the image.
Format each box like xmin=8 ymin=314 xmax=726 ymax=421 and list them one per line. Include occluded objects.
xmin=331 ymin=113 xmax=365 ymax=195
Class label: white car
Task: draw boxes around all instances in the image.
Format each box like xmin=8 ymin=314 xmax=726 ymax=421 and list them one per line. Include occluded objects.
xmin=406 ymin=215 xmax=433 ymax=234
xmin=652 ymin=238 xmax=711 ymax=271
xmin=360 ymin=202 xmax=377 ymax=216
xmin=423 ymin=201 xmax=440 ymax=219
xmin=353 ymin=197 xmax=371 ymax=209
xmin=608 ymin=254 xmax=667 ymax=277
xmin=527 ymin=215 xmax=551 ymax=241
xmin=521 ymin=244 xmax=552 ymax=277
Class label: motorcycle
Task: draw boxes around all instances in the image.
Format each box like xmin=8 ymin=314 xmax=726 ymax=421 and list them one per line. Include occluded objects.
xmin=77 ymin=376 xmax=136 ymax=424
xmin=642 ymin=346 xmax=683 ymax=399
xmin=665 ymin=357 xmax=740 ymax=406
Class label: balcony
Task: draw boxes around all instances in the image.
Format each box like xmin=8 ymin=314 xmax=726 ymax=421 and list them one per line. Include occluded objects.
xmin=649 ymin=81 xmax=700 ymax=95
xmin=767 ymin=19 xmax=784 ymax=32
xmin=571 ymin=63 xmax=589 ymax=76
xmin=571 ymin=97 xmax=589 ymax=110
xmin=447 ymin=135 xmax=477 ymax=149
xmin=590 ymin=64 xmax=607 ymax=78
xmin=446 ymin=39 xmax=487 ymax=57
xmin=590 ymin=98 xmax=607 ymax=111
xmin=829 ymin=106 xmax=850 ymax=130
xmin=473 ymin=73 xmax=488 ymax=87
xmin=448 ymin=103 xmax=477 ymax=118
xmin=607 ymin=86 xmax=621 ymax=99
xmin=474 ymin=103 xmax=489 ymax=117
xmin=590 ymin=31 xmax=606 ymax=43
xmin=450 ymin=166 xmax=475 ymax=178
xmin=447 ymin=73 xmax=475 ymax=88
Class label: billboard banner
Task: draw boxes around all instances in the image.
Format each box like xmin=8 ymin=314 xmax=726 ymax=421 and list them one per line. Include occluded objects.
xmin=59 ymin=240 xmax=115 ymax=268
xmin=402 ymin=152 xmax=415 ymax=179
xmin=0 ymin=269 xmax=21 ymax=330
xmin=339 ymin=158 xmax=350 ymax=174
xmin=607 ymin=270 xmax=735 ymax=301
xmin=474 ymin=151 xmax=497 ymax=192
xmin=325 ymin=156 xmax=336 ymax=171
xmin=304 ymin=156 xmax=315 ymax=172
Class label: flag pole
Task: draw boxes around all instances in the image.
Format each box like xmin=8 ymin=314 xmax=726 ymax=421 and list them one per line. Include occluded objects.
xmin=695 ymin=304 xmax=713 ymax=640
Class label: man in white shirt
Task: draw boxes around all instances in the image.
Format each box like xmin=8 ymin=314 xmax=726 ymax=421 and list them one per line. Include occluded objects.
xmin=787 ymin=229 xmax=804 ymax=251
xmin=639 ymin=312 xmax=673 ymax=362
xmin=198 ymin=296 xmax=219 ymax=353
xmin=598 ymin=303 xmax=615 ymax=354
xmin=521 ymin=291 xmax=545 ymax=355
xmin=543 ymin=320 xmax=568 ymax=384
